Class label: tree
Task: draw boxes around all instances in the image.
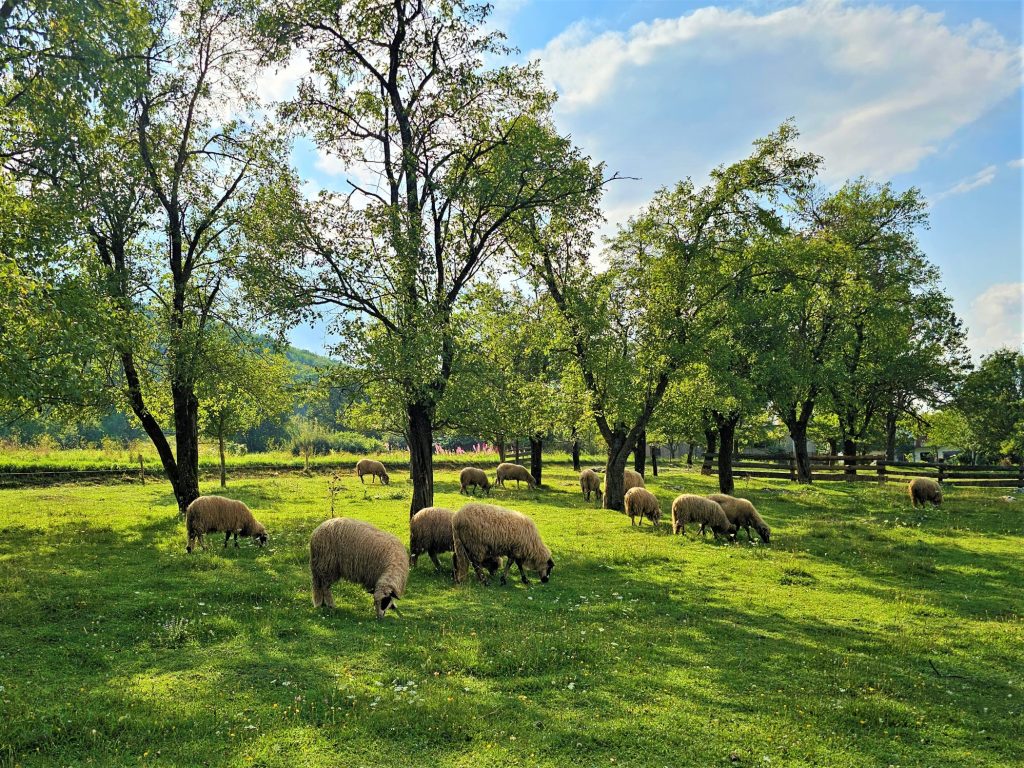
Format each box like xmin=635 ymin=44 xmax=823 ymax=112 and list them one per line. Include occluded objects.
xmin=254 ymin=0 xmax=604 ymax=516
xmin=199 ymin=332 xmax=296 ymax=487
xmin=523 ymin=123 xmax=819 ymax=509
xmin=956 ymin=349 xmax=1024 ymax=461
xmin=3 ymin=0 xmax=294 ymax=513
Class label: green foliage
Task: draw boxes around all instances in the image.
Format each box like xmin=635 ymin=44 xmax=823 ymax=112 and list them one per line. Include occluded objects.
xmin=0 ymin=469 xmax=1021 ymax=766
xmin=956 ymin=349 xmax=1024 ymax=461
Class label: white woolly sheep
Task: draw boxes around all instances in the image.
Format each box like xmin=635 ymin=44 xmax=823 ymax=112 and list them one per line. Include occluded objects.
xmin=409 ymin=506 xmax=500 ymax=576
xmin=624 ymin=469 xmax=645 ymax=491
xmin=459 ymin=467 xmax=492 ymax=496
xmin=356 ymin=458 xmax=390 ymax=485
xmin=908 ymin=477 xmax=942 ymax=507
xmin=670 ymin=494 xmax=735 ymax=540
xmin=495 ymin=462 xmax=536 ymax=490
xmin=452 ymin=502 xmax=553 ymax=586
xmin=624 ymin=487 xmax=661 ymax=527
xmin=707 ymin=493 xmax=770 ymax=543
xmin=309 ymin=517 xmax=408 ymax=619
xmin=580 ymin=468 xmax=602 ymax=502
xmin=185 ymin=496 xmax=268 ymax=553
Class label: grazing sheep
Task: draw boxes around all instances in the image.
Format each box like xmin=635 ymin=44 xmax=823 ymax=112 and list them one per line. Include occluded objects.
xmin=624 ymin=487 xmax=661 ymax=527
xmin=309 ymin=517 xmax=408 ymax=619
xmin=909 ymin=477 xmax=942 ymax=507
xmin=707 ymin=493 xmax=770 ymax=543
xmin=409 ymin=506 xmax=500 ymax=576
xmin=185 ymin=496 xmax=268 ymax=554
xmin=452 ymin=502 xmax=553 ymax=586
xmin=459 ymin=467 xmax=492 ymax=496
xmin=624 ymin=469 xmax=645 ymax=491
xmin=356 ymin=458 xmax=390 ymax=485
xmin=495 ymin=462 xmax=536 ymax=490
xmin=580 ymin=468 xmax=602 ymax=502
xmin=670 ymin=494 xmax=735 ymax=540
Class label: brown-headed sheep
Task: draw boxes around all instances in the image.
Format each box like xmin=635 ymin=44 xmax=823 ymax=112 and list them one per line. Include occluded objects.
xmin=670 ymin=494 xmax=735 ymax=540
xmin=309 ymin=517 xmax=408 ymax=619
xmin=356 ymin=458 xmax=390 ymax=485
xmin=459 ymin=467 xmax=491 ymax=496
xmin=909 ymin=477 xmax=942 ymax=507
xmin=624 ymin=487 xmax=661 ymax=527
xmin=409 ymin=506 xmax=500 ymax=576
xmin=707 ymin=493 xmax=770 ymax=543
xmin=624 ymin=469 xmax=645 ymax=491
xmin=580 ymin=468 xmax=602 ymax=502
xmin=495 ymin=462 xmax=536 ymax=489
xmin=452 ymin=502 xmax=553 ymax=587
xmin=185 ymin=495 xmax=268 ymax=553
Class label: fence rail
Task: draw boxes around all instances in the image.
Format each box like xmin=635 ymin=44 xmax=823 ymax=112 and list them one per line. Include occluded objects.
xmin=703 ymin=453 xmax=1024 ymax=488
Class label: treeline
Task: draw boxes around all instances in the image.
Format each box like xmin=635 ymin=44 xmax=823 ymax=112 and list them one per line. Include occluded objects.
xmin=2 ymin=0 xmax=1019 ymax=515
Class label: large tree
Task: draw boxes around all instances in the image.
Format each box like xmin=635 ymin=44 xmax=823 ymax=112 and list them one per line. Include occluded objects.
xmin=956 ymin=349 xmax=1024 ymax=462
xmin=254 ymin=0 xmax=604 ymax=515
xmin=522 ymin=124 xmax=819 ymax=509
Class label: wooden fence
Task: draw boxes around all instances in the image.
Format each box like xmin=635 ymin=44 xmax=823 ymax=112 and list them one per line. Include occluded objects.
xmin=702 ymin=453 xmax=1024 ymax=488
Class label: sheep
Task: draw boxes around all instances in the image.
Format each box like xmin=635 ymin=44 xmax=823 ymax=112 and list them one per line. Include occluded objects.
xmin=459 ymin=467 xmax=492 ymax=496
xmin=409 ymin=506 xmax=500 ymax=576
xmin=309 ymin=517 xmax=408 ymax=619
xmin=495 ymin=462 xmax=536 ymax=490
xmin=624 ymin=469 xmax=645 ymax=491
xmin=624 ymin=487 xmax=661 ymax=527
xmin=185 ymin=495 xmax=268 ymax=553
xmin=580 ymin=468 xmax=602 ymax=502
xmin=355 ymin=458 xmax=390 ymax=485
xmin=670 ymin=494 xmax=736 ymax=540
xmin=909 ymin=477 xmax=943 ymax=507
xmin=452 ymin=502 xmax=553 ymax=587
xmin=707 ymin=493 xmax=770 ymax=543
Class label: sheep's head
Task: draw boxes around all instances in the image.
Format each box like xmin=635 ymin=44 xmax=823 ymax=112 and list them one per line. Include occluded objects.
xmin=380 ymin=472 xmax=391 ymax=486
xmin=374 ymin=587 xmax=400 ymax=619
xmin=755 ymin=523 xmax=771 ymax=544
xmin=536 ymin=557 xmax=554 ymax=584
xmin=253 ymin=524 xmax=268 ymax=546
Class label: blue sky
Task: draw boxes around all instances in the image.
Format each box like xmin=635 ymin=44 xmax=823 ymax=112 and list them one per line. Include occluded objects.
xmin=269 ymin=0 xmax=1023 ymax=360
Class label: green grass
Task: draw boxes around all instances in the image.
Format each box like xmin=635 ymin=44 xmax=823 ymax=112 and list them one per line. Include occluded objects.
xmin=0 ymin=465 xmax=1020 ymax=767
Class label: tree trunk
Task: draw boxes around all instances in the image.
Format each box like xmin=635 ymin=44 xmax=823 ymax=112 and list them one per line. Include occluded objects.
xmin=789 ymin=419 xmax=813 ymax=484
xmin=686 ymin=442 xmax=695 ymax=466
xmin=171 ymin=382 xmax=201 ymax=515
xmin=715 ymin=413 xmax=740 ymax=495
xmin=495 ymin=436 xmax=506 ymax=462
xmin=884 ymin=410 xmax=898 ymax=461
xmin=513 ymin=440 xmax=520 ymax=464
xmin=218 ymin=431 xmax=226 ymax=488
xmin=407 ymin=401 xmax=435 ymax=517
xmin=650 ymin=446 xmax=659 ymax=477
xmin=633 ymin=429 xmax=647 ymax=476
xmin=603 ymin=432 xmax=632 ymax=512
xmin=668 ymin=440 xmax=677 ymax=460
xmin=827 ymin=438 xmax=839 ymax=462
xmin=842 ymin=437 xmax=857 ymax=479
xmin=701 ymin=429 xmax=717 ymax=475
xmin=571 ymin=434 xmax=581 ymax=472
xmin=529 ymin=436 xmax=543 ymax=486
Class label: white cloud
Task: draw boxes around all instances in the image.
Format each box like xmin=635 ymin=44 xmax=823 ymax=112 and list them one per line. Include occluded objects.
xmin=314 ymin=148 xmax=347 ymax=176
xmin=932 ymin=164 xmax=999 ymax=202
xmin=254 ymin=53 xmax=310 ymax=106
xmin=533 ymin=0 xmax=1022 ymax=182
xmin=966 ymin=282 xmax=1024 ymax=358
xmin=1009 ymin=158 xmax=1024 ymax=169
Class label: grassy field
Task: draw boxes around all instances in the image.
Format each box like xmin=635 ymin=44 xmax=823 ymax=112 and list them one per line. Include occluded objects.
xmin=0 ymin=465 xmax=1020 ymax=767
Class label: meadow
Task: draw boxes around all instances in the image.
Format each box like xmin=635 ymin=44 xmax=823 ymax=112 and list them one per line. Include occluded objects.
xmin=0 ymin=464 xmax=1021 ymax=767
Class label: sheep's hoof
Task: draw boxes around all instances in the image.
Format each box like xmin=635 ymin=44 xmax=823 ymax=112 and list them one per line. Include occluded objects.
xmin=521 ymin=577 xmax=530 ymax=586
xmin=499 ymin=575 xmax=508 ymax=586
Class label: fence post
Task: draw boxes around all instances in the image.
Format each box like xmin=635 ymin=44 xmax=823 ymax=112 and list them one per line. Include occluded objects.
xmin=876 ymin=460 xmax=886 ymax=485
xmin=138 ymin=454 xmax=145 ymax=486
xmin=789 ymin=456 xmax=796 ymax=482
xmin=1018 ymin=462 xmax=1023 ymax=489
xmin=937 ymin=457 xmax=945 ymax=483
xmin=651 ymin=446 xmax=660 ymax=477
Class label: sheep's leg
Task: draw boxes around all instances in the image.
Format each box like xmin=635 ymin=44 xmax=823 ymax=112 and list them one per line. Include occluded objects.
xmin=500 ymin=557 xmax=513 ymax=586
xmin=224 ymin=531 xmax=231 ymax=549
xmin=516 ymin=559 xmax=530 ymax=585
xmin=473 ymin=560 xmax=489 ymax=586
xmin=428 ymin=550 xmax=444 ymax=573
xmin=359 ymin=474 xmax=364 ymax=484
xmin=233 ymin=532 xmax=240 ymax=548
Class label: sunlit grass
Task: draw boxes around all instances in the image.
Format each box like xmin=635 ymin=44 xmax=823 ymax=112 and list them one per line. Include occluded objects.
xmin=0 ymin=465 xmax=1019 ymax=766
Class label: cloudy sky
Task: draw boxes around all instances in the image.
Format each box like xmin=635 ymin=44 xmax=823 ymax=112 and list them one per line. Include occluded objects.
xmin=273 ymin=0 xmax=1023 ymax=360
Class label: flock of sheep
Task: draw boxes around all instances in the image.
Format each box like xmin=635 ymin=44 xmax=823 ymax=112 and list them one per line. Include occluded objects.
xmin=183 ymin=460 xmax=944 ymax=618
